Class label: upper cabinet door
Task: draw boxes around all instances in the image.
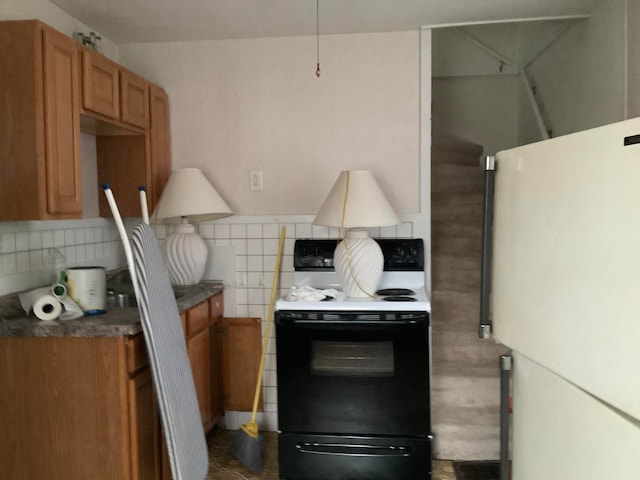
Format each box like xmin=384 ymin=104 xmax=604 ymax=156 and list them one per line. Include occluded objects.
xmin=149 ymin=84 xmax=171 ymax=211
xmin=42 ymin=26 xmax=82 ymax=215
xmin=121 ymin=69 xmax=149 ymax=129
xmin=81 ymin=49 xmax=120 ymax=119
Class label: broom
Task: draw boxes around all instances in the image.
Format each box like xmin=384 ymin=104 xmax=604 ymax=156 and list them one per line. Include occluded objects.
xmin=230 ymin=226 xmax=286 ymax=474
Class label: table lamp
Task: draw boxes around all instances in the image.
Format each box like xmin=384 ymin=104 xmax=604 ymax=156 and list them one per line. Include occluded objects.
xmin=153 ymin=168 xmax=233 ymax=285
xmin=313 ymin=170 xmax=399 ymax=298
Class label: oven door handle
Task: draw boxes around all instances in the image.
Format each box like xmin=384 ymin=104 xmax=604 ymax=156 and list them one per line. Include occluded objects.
xmin=276 ymin=319 xmax=426 ymax=328
xmin=296 ymin=442 xmax=412 ymax=457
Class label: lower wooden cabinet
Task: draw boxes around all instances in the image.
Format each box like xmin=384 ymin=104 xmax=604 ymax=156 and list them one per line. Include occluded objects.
xmin=0 ymin=335 xmax=160 ymax=480
xmin=188 ymin=326 xmax=213 ymax=427
xmin=129 ymin=368 xmax=161 ymax=480
xmin=0 ymin=290 xmax=265 ymax=480
xmin=185 ymin=296 xmax=219 ymax=432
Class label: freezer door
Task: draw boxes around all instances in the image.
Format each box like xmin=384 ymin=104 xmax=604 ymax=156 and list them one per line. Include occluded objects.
xmin=491 ymin=117 xmax=640 ymax=421
xmin=511 ymin=352 xmax=640 ymax=480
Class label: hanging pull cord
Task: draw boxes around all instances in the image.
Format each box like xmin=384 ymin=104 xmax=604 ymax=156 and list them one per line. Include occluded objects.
xmin=315 ymin=0 xmax=321 ymax=77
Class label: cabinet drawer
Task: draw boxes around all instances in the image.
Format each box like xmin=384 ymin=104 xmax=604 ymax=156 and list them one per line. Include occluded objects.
xmin=126 ymin=333 xmax=149 ymax=374
xmin=186 ymin=301 xmax=210 ymax=337
xmin=209 ymin=293 xmax=223 ymax=319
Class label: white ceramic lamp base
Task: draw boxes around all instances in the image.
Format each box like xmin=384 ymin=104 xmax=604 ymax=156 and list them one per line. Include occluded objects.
xmin=163 ymin=223 xmax=207 ymax=286
xmin=334 ymin=228 xmax=384 ymax=298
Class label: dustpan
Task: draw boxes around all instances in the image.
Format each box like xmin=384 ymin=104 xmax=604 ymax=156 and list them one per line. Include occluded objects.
xmin=103 ymin=184 xmax=208 ymax=480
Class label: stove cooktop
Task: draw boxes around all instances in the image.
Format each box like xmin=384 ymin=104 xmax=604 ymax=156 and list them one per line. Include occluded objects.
xmin=275 ymin=285 xmax=431 ymax=311
xmin=277 ymin=238 xmax=430 ymax=312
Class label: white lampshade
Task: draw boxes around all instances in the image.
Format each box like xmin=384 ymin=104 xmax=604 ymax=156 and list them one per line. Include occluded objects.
xmin=313 ymin=170 xmax=399 ymax=228
xmin=153 ymin=168 xmax=233 ymax=222
xmin=153 ymin=168 xmax=233 ymax=286
xmin=313 ymin=170 xmax=399 ymax=298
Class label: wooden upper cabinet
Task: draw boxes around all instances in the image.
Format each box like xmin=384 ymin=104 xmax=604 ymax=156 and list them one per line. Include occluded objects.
xmin=81 ymin=49 xmax=149 ymax=130
xmin=81 ymin=49 xmax=120 ymax=119
xmin=121 ymin=69 xmax=150 ymax=129
xmin=0 ymin=20 xmax=170 ymax=221
xmin=149 ymin=84 xmax=171 ymax=210
xmin=42 ymin=26 xmax=82 ymax=216
xmin=0 ymin=20 xmax=82 ymax=220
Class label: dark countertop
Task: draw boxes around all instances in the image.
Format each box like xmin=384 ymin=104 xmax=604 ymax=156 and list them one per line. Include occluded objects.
xmin=0 ymin=281 xmax=224 ymax=338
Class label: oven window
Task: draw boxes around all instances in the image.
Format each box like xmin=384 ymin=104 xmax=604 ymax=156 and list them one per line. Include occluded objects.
xmin=311 ymin=341 xmax=394 ymax=376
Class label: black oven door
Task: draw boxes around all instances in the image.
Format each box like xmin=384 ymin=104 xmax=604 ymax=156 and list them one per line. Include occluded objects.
xmin=275 ymin=310 xmax=430 ymax=437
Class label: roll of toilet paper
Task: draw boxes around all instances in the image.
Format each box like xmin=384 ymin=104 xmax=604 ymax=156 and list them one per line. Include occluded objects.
xmin=32 ymin=294 xmax=63 ymax=321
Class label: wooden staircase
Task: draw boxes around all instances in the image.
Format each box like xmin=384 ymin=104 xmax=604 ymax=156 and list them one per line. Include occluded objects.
xmin=430 ymin=136 xmax=509 ymax=460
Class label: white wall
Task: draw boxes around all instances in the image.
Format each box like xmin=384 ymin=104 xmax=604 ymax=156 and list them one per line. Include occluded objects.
xmin=432 ymin=75 xmax=519 ymax=156
xmin=432 ymin=0 xmax=633 ymax=154
xmin=0 ymin=0 xmax=118 ymax=59
xmin=525 ymin=0 xmax=627 ymax=136
xmin=118 ymin=32 xmax=421 ymax=217
xmin=431 ymin=26 xmax=522 ymax=156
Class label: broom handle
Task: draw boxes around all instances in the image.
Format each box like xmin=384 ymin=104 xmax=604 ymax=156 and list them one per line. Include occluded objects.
xmin=249 ymin=226 xmax=286 ymax=423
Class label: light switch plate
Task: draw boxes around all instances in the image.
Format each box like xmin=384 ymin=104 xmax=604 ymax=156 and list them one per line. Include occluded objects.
xmin=250 ymin=170 xmax=263 ymax=191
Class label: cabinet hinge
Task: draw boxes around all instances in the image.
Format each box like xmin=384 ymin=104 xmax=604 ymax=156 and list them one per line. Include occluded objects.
xmin=216 ymin=327 xmax=228 ymax=334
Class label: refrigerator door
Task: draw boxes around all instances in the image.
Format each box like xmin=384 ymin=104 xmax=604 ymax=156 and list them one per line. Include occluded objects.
xmin=511 ymin=352 xmax=640 ymax=480
xmin=491 ymin=118 xmax=640 ymax=421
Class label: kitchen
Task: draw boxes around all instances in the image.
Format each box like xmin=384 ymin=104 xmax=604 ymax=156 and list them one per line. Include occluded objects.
xmin=1 ymin=0 xmax=639 ymax=478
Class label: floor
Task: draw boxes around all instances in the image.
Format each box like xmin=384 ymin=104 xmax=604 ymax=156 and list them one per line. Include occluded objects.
xmin=206 ymin=428 xmax=456 ymax=480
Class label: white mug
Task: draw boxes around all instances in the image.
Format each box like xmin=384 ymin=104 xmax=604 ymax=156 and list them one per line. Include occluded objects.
xmin=66 ymin=267 xmax=107 ymax=315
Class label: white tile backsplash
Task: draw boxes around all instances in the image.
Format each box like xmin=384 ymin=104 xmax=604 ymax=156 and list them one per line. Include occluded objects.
xmin=230 ymin=224 xmax=247 ymax=238
xmin=246 ymin=223 xmax=262 ymax=238
xmin=0 ymin=218 xmax=130 ymax=296
xmin=214 ymin=223 xmax=231 ymax=239
xmin=247 ymin=239 xmax=262 ymax=255
xmin=1 ymin=233 xmax=16 ymax=253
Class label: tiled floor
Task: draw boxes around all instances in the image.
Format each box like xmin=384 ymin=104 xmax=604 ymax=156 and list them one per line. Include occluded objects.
xmin=206 ymin=428 xmax=456 ymax=480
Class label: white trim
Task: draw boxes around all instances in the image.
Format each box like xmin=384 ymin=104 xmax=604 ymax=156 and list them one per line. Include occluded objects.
xmin=0 ymin=217 xmax=115 ymax=233
xmin=421 ymin=14 xmax=591 ymax=30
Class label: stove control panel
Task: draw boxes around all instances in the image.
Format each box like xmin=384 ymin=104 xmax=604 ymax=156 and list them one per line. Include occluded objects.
xmin=294 ymin=238 xmax=424 ymax=271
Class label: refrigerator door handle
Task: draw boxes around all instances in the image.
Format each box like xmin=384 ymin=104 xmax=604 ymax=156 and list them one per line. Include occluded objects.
xmin=500 ymin=353 xmax=512 ymax=480
xmin=480 ymin=155 xmax=496 ymax=339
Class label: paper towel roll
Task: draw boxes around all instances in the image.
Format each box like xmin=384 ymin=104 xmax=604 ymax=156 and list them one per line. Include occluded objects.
xmin=51 ymin=283 xmax=84 ymax=320
xmin=32 ymin=294 xmax=63 ymax=321
xmin=51 ymin=283 xmax=67 ymax=298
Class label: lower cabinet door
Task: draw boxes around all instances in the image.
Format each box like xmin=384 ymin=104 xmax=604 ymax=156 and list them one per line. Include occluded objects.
xmin=188 ymin=327 xmax=212 ymax=427
xmin=129 ymin=368 xmax=161 ymax=480
xmin=221 ymin=317 xmax=262 ymax=411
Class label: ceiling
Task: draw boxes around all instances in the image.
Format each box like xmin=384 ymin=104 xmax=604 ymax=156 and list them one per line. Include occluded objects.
xmin=49 ymin=0 xmax=602 ymax=44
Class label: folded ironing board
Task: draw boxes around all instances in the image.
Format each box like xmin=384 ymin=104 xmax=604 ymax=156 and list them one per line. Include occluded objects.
xmin=131 ymin=223 xmax=209 ymax=480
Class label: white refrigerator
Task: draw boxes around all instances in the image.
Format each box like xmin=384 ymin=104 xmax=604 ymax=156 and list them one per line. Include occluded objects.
xmin=480 ymin=118 xmax=640 ymax=479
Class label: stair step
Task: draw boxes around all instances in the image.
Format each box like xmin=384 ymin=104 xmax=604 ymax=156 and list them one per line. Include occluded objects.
xmin=432 ymin=368 xmax=499 ymax=403
xmin=432 ymin=334 xmax=508 ymax=366
xmin=431 ymin=192 xmax=484 ymax=225
xmin=431 ymin=255 xmax=480 ymax=293
xmin=431 ymin=164 xmax=484 ymax=194
xmin=432 ymin=136 xmax=484 ymax=166
xmin=433 ymin=423 xmax=500 ymax=461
